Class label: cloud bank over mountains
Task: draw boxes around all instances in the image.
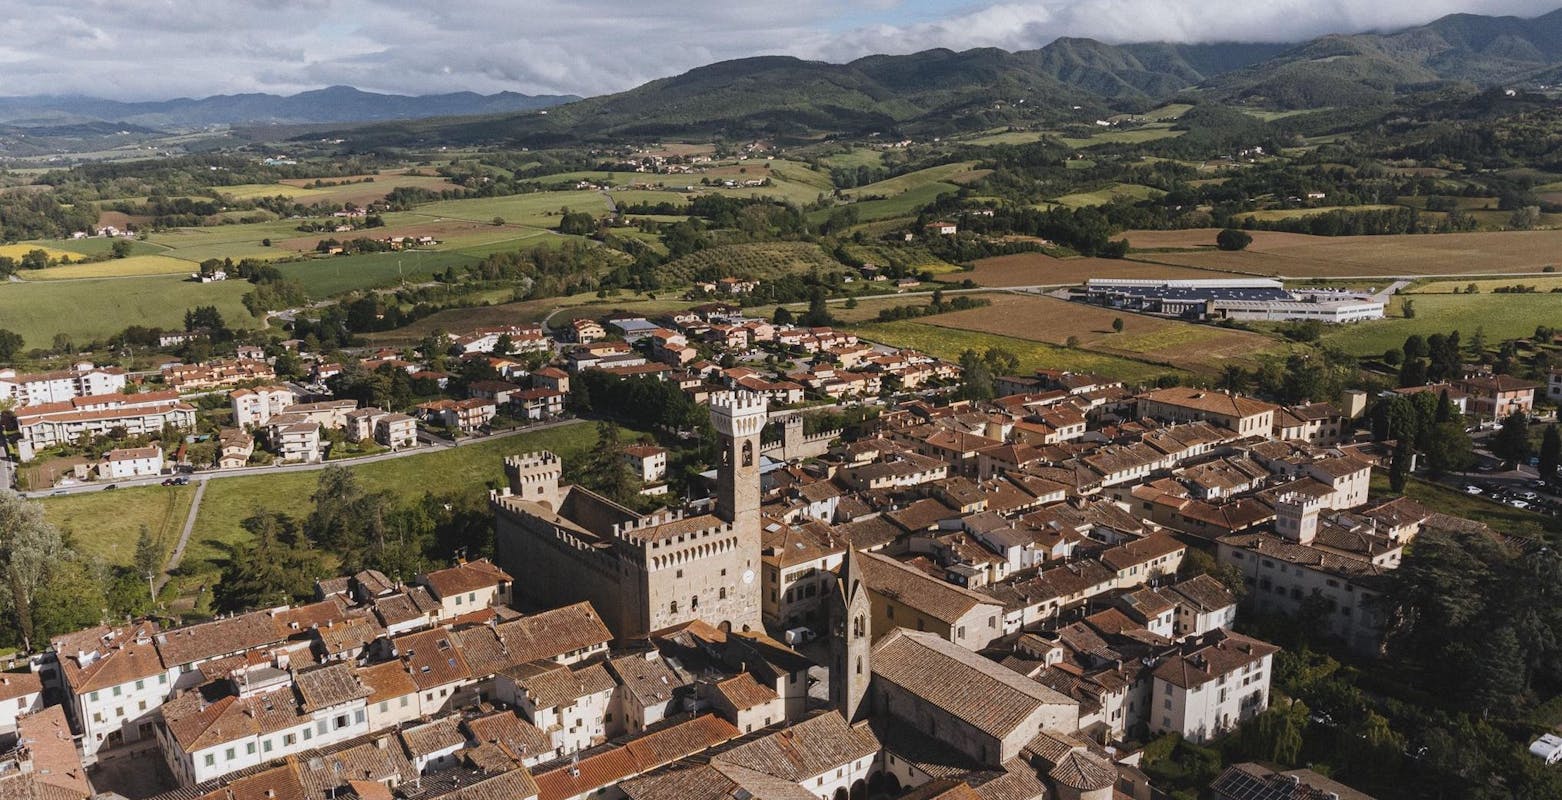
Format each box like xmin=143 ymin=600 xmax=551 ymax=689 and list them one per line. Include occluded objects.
xmin=4 ymin=0 xmax=1558 ymax=100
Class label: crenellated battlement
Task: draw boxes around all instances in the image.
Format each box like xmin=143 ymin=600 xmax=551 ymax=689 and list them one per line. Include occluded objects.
xmin=1275 ymin=491 xmax=1326 ymax=511
xmin=710 ymin=391 xmax=768 ymax=438
xmin=503 ymin=450 xmax=563 ymax=507
xmin=611 ymin=508 xmax=687 ymax=538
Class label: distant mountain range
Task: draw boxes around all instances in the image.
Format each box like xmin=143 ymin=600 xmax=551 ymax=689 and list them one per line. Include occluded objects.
xmin=9 ymin=8 xmax=1562 ymax=148
xmin=0 ymin=86 xmax=579 ymax=129
xmin=320 ymin=8 xmax=1562 ymax=148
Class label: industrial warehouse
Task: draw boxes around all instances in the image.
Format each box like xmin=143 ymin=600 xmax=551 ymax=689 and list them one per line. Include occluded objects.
xmin=1070 ymin=278 xmax=1387 ymax=323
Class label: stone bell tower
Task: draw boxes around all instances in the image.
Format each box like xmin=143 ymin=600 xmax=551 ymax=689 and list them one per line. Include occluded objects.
xmin=830 ymin=546 xmax=871 ymax=723
xmin=709 ymin=391 xmax=766 ymax=531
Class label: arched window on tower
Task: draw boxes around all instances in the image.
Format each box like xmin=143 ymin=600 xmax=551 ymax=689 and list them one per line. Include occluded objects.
xmin=741 ymin=439 xmax=753 ymax=467
xmin=852 ymin=614 xmax=864 ymax=639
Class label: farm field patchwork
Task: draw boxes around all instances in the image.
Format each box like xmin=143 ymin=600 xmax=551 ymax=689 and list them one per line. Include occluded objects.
xmin=1136 ymin=228 xmax=1562 ymax=278
xmin=915 ymin=293 xmax=1290 ymax=375
xmin=960 ymin=252 xmax=1235 ymax=287
xmin=847 ymin=319 xmax=1185 ymax=385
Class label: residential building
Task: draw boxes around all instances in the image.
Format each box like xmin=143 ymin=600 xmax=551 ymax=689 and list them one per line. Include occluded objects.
xmin=217 ymin=428 xmax=254 ymax=468
xmin=0 ymin=672 xmax=44 ymax=734
xmin=416 ymin=399 xmax=496 ymax=433
xmin=416 ymin=559 xmax=513 ymax=621
xmin=0 ymin=363 xmax=127 ymax=407
xmin=14 ymin=392 xmax=196 ymax=462
xmin=1137 ymin=387 xmax=1278 ymax=438
xmin=495 ymin=660 xmax=616 ymax=759
xmin=48 ymin=621 xmax=171 ymax=757
xmin=162 ymin=359 xmax=275 ymax=391
xmin=230 ymin=385 xmax=298 ymax=429
xmin=761 ymin=518 xmax=846 ymax=630
xmin=622 ymin=445 xmax=668 ymax=484
xmin=1459 ymin=374 xmax=1540 ymax=420
xmin=100 ymin=445 xmax=165 ymax=479
xmin=1150 ymin=629 xmax=1277 ymax=743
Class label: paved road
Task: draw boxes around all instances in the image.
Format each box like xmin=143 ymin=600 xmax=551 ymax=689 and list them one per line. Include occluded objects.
xmin=24 ymin=417 xmax=584 ymax=499
xmin=1371 ymin=279 xmax=1412 ymax=302
xmin=156 ymin=478 xmax=207 ymax=593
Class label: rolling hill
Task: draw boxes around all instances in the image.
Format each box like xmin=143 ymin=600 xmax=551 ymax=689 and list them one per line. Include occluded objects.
xmin=1201 ymin=9 xmax=1562 ymax=107
xmin=297 ymin=8 xmax=1562 ymax=146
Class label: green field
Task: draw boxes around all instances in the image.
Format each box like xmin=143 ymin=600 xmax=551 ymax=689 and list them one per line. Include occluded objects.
xmin=144 ymin=219 xmax=312 ymax=262
xmin=217 ymin=183 xmax=334 ymax=201
xmin=1058 ymin=127 xmax=1183 ymax=148
xmin=1320 ymin=293 xmax=1562 ymax=355
xmin=43 ymin=238 xmax=168 ymax=258
xmin=1407 ymin=276 xmax=1562 ymax=294
xmin=32 ymin=423 xmax=601 ymax=613
xmin=180 ymin=422 xmax=600 ymax=578
xmin=964 ymin=130 xmax=1050 ymax=146
xmin=1237 ymin=204 xmax=1405 ymax=223
xmin=43 ymin=484 xmax=196 ymax=568
xmin=847 ymin=320 xmax=1185 ymax=385
xmin=274 ymin=250 xmax=485 ymax=297
xmin=845 ymin=182 xmax=962 ymax=222
xmin=847 ymin=162 xmax=983 ymax=200
xmin=418 ymin=190 xmax=618 ymax=227
xmin=818 ymin=148 xmax=888 ymax=170
xmin=18 ymin=254 xmax=197 ymax=281
xmin=0 ymin=274 xmax=255 ymax=344
xmin=1055 ymin=183 xmax=1166 ymax=208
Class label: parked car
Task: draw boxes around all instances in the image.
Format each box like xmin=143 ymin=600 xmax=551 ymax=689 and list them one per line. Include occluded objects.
xmin=1464 ymin=485 xmax=1482 ymax=494
xmin=1508 ymin=499 xmax=1530 ymax=509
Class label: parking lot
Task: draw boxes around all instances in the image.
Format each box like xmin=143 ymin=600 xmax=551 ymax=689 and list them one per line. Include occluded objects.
xmin=1447 ymin=466 xmax=1562 ymax=517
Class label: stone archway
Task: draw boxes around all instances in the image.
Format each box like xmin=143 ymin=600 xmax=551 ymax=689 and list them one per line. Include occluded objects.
xmin=849 ymin=779 xmax=867 ymax=800
xmin=832 ymin=788 xmax=848 ymax=800
xmin=718 ymin=620 xmax=733 ymax=634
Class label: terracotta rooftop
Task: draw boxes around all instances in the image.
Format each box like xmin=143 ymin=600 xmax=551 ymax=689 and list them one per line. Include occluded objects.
xmin=858 ymin=550 xmax=997 ymax=625
xmin=872 ymin=629 xmax=1075 ymax=739
xmin=419 ymin=559 xmax=512 ymax=599
xmin=711 ymin=711 xmax=878 ymax=781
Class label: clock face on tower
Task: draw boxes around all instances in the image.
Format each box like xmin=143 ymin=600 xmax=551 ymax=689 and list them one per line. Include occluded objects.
xmin=742 ymin=569 xmax=755 ymax=585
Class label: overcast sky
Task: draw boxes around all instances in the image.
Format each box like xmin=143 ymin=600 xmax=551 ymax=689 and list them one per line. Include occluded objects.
xmin=2 ymin=0 xmax=1557 ymax=100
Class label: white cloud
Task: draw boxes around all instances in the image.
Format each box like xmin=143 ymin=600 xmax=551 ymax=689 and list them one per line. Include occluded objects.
xmin=0 ymin=0 xmax=1555 ymax=99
